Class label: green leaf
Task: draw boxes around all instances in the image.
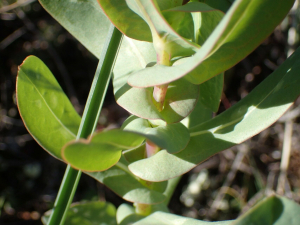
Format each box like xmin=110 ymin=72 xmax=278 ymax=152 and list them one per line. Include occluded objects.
xmin=113 ymin=37 xmax=157 ymax=80
xmin=198 ymin=0 xmax=232 ymax=13
xmin=180 ymin=99 xmax=212 ymax=129
xmin=114 ymin=73 xmax=199 ymax=124
xmin=39 ymin=0 xmax=110 ymax=58
xmin=126 ymin=0 xmax=199 ymax=58
xmin=86 ymin=156 xmax=167 ymax=204
xmin=128 ymin=46 xmax=300 ymax=181
xmin=199 ymin=73 xmax=223 ymax=112
xmin=122 ymin=116 xmax=190 ymax=154
xmin=162 ymin=10 xmax=194 ymax=41
xmin=17 ymin=56 xmax=167 ymax=205
xmin=42 ymin=201 xmax=117 ymax=225
xmin=156 ymin=0 xmax=183 ymax=11
xmin=123 ymin=143 xmax=146 ymax=163
xmin=16 ymin=56 xmax=81 ymax=160
xmin=231 ymin=195 xmax=300 ymax=225
xmin=39 ymin=0 xmax=158 ymax=71
xmin=133 ymin=211 xmax=232 ymax=225
xmin=162 ymin=2 xmax=224 ymax=45
xmin=98 ymin=0 xmax=152 ymax=42
xmin=117 ymin=204 xmax=144 ymax=225
xmin=62 ymin=130 xmax=144 ymax=172
xmin=117 ymin=203 xmax=169 ymax=225
xmin=128 ymin=0 xmax=294 ymax=87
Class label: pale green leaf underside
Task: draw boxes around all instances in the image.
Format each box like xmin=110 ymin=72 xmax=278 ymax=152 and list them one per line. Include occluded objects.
xmin=86 ymin=156 xmax=167 ymax=204
xmin=39 ymin=0 xmax=110 ymax=58
xmin=128 ymin=0 xmax=294 ymax=87
xmin=133 ymin=211 xmax=232 ymax=225
xmin=117 ymin=204 xmax=144 ymax=225
xmin=117 ymin=203 xmax=169 ymax=225
xmin=133 ymin=196 xmax=300 ymax=225
xmin=42 ymin=201 xmax=117 ymax=225
xmin=122 ymin=116 xmax=190 ymax=154
xmin=114 ymin=72 xmax=199 ymax=123
xmin=126 ymin=0 xmax=199 ymax=58
xmin=98 ymin=0 xmax=152 ymax=42
xmin=129 ymin=47 xmax=300 ymax=182
xmin=17 ymin=56 xmax=81 ymax=159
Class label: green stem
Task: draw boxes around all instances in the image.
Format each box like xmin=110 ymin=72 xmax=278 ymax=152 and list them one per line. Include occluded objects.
xmin=153 ymin=49 xmax=170 ymax=111
xmin=163 ymin=176 xmax=182 ymax=205
xmin=47 ymin=25 xmax=123 ymax=225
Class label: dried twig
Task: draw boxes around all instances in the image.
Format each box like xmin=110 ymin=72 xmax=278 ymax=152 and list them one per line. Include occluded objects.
xmin=0 ymin=0 xmax=36 ymax=14
xmin=276 ymin=120 xmax=293 ymax=195
xmin=208 ymin=144 xmax=249 ymax=217
xmin=0 ymin=26 xmax=26 ymax=50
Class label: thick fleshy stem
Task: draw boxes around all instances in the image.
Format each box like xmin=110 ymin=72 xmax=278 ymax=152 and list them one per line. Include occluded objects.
xmin=146 ymin=139 xmax=160 ymax=157
xmin=153 ymin=50 xmax=170 ymax=111
xmin=135 ymin=203 xmax=152 ymax=216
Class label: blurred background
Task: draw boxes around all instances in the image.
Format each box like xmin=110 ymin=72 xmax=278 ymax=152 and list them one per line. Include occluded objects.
xmin=1 ymin=0 xmax=300 ymax=224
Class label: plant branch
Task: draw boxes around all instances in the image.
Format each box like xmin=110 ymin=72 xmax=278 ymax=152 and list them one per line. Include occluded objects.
xmin=277 ymin=119 xmax=293 ymax=195
xmin=46 ymin=25 xmax=123 ymax=225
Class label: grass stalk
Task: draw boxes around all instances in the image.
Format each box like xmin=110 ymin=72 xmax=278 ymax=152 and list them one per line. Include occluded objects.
xmin=47 ymin=25 xmax=123 ymax=225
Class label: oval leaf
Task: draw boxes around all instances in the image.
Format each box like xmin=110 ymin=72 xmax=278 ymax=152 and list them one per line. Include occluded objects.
xmin=98 ymin=0 xmax=152 ymax=42
xmin=126 ymin=0 xmax=199 ymax=58
xmin=17 ymin=56 xmax=81 ymax=160
xmin=117 ymin=203 xmax=169 ymax=225
xmin=128 ymin=0 xmax=294 ymax=87
xmin=62 ymin=129 xmax=144 ymax=172
xmin=39 ymin=0 xmax=110 ymax=58
xmin=231 ymin=196 xmax=300 ymax=225
xmin=114 ymin=73 xmax=199 ymax=124
xmin=122 ymin=116 xmax=190 ymax=154
xmin=199 ymin=73 xmax=223 ymax=112
xmin=17 ymin=56 xmax=167 ymax=205
xmin=129 ymin=47 xmax=300 ymax=181
xmin=86 ymin=156 xmax=167 ymax=204
xmin=132 ymin=211 xmax=232 ymax=225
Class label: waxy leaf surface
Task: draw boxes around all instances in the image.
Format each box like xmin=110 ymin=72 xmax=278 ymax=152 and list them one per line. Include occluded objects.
xmin=114 ymin=72 xmax=199 ymax=124
xmin=198 ymin=73 xmax=223 ymax=112
xmin=122 ymin=116 xmax=190 ymax=154
xmin=231 ymin=196 xmax=300 ymax=225
xmin=129 ymin=47 xmax=300 ymax=182
xmin=86 ymin=156 xmax=167 ymax=204
xmin=98 ymin=0 xmax=152 ymax=42
xmin=40 ymin=0 xmax=158 ymax=78
xmin=42 ymin=201 xmax=117 ymax=225
xmin=17 ymin=56 xmax=81 ymax=159
xmin=128 ymin=0 xmax=294 ymax=87
xmin=17 ymin=56 xmax=167 ymax=204
xmin=133 ymin=211 xmax=231 ymax=225
xmin=126 ymin=0 xmax=199 ymax=58
xmin=117 ymin=204 xmax=144 ymax=225
xmin=39 ymin=0 xmax=110 ymax=58
xmin=62 ymin=130 xmax=144 ymax=172
xmin=198 ymin=0 xmax=232 ymax=13
xmin=117 ymin=203 xmax=168 ymax=225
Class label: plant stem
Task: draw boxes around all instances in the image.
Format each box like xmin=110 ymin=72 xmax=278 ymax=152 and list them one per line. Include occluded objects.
xmin=146 ymin=140 xmax=160 ymax=157
xmin=153 ymin=49 xmax=170 ymax=111
xmin=163 ymin=176 xmax=182 ymax=205
xmin=47 ymin=25 xmax=123 ymax=225
xmin=135 ymin=203 xmax=152 ymax=216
